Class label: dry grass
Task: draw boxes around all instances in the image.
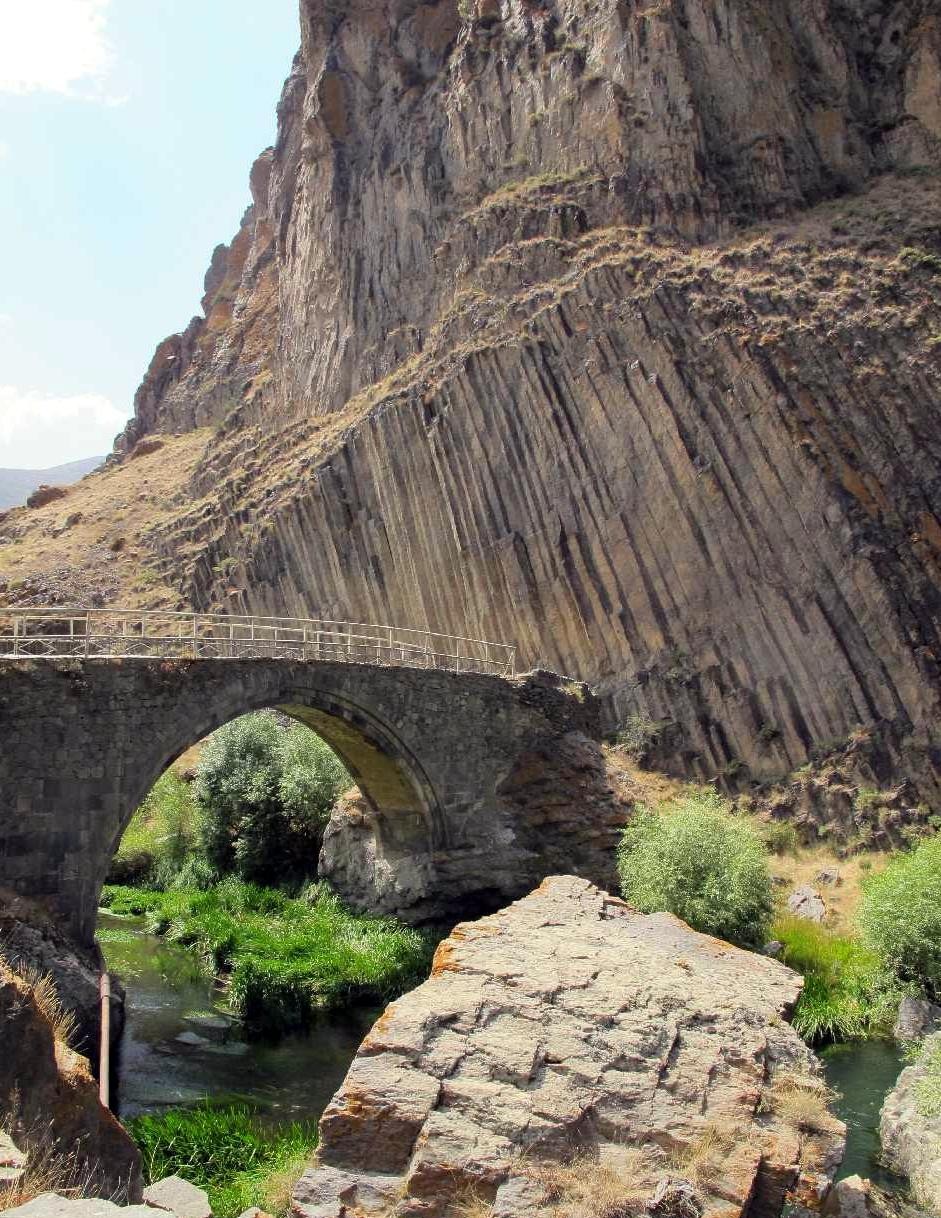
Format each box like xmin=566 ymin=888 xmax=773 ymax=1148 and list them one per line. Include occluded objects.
xmin=668 ymin=1124 xmax=743 ymax=1190
xmin=1 ymin=955 xmax=76 ymax=1049
xmin=0 ymin=1139 xmax=99 ymax=1212
xmin=765 ymin=1073 xmax=839 ymax=1135
xmin=524 ymin=1147 xmax=650 ymax=1218
xmin=767 ymin=846 xmax=891 ymax=934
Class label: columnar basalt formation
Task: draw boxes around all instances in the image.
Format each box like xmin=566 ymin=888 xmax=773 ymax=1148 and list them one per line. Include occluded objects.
xmin=293 ymin=876 xmax=846 ymax=1218
xmin=1 ymin=0 xmax=939 ymax=792
xmin=0 ymin=660 xmax=623 ymax=941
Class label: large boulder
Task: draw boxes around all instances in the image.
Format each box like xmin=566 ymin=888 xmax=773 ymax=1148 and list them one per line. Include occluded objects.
xmin=880 ymin=1031 xmax=941 ymax=1214
xmin=294 ymin=876 xmax=844 ymax=1218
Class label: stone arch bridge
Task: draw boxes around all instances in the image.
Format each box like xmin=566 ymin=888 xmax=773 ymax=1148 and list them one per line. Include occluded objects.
xmin=0 ymin=610 xmax=622 ymax=944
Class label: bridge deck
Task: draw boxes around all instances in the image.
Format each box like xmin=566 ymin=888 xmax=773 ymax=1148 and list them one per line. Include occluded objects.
xmin=0 ymin=607 xmax=516 ymax=677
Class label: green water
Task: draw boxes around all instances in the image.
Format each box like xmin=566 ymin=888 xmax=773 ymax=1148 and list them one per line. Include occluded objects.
xmin=97 ymin=912 xmax=376 ymax=1123
xmin=821 ymin=1040 xmax=906 ymax=1187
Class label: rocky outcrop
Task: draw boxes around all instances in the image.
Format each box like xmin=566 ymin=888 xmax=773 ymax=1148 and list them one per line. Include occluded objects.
xmin=0 ymin=958 xmax=141 ymax=1203
xmin=293 ymin=876 xmax=845 ymax=1218
xmin=0 ymin=890 xmax=125 ymax=1061
xmin=880 ymin=1032 xmax=941 ymax=1215
xmin=1 ymin=1 xmax=940 ymax=798
xmin=894 ymin=998 xmax=941 ymax=1043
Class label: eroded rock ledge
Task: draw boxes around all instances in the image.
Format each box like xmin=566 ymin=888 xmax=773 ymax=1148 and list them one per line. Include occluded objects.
xmin=293 ymin=876 xmax=844 ymax=1218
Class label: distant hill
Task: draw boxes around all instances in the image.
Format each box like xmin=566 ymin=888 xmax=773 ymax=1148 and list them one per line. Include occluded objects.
xmin=0 ymin=456 xmax=103 ymax=510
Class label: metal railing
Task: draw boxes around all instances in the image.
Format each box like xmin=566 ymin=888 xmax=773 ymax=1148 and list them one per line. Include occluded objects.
xmin=0 ymin=607 xmax=516 ymax=677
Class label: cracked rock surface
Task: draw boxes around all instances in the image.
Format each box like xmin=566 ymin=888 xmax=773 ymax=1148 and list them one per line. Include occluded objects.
xmin=294 ymin=876 xmax=845 ymax=1218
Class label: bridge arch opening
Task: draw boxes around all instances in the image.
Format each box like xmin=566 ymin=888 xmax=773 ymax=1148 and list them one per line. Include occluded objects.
xmin=91 ymin=682 xmax=444 ymax=943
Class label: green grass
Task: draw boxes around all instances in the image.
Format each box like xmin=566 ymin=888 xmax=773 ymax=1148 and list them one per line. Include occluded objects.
xmin=101 ymin=879 xmax=437 ymax=1038
xmin=772 ymin=915 xmax=899 ymax=1044
xmin=915 ymin=1038 xmax=941 ymax=1119
xmin=129 ymin=1102 xmax=316 ymax=1218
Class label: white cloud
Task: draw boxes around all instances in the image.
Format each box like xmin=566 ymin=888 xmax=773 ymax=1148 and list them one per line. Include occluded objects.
xmin=0 ymin=0 xmax=114 ymax=97
xmin=0 ymin=141 xmax=9 ymax=160
xmin=0 ymin=387 xmax=128 ymax=468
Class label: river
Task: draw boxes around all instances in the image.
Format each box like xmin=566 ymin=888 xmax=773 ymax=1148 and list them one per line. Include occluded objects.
xmin=97 ymin=912 xmax=377 ymax=1123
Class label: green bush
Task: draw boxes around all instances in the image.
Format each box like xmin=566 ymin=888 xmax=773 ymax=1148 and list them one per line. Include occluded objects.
xmin=915 ymin=1038 xmax=941 ymax=1119
xmin=101 ymin=879 xmax=437 ymax=1039
xmin=772 ymin=915 xmax=898 ymax=1044
xmin=129 ymin=1102 xmax=316 ymax=1218
xmin=859 ymin=834 xmax=941 ymax=997
xmin=761 ymin=819 xmax=800 ymax=857
xmin=617 ymin=790 xmax=773 ymax=947
xmin=195 ymin=714 xmax=350 ymax=886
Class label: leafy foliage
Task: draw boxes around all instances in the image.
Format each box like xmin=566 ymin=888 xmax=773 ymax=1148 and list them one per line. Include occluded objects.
xmin=617 ymin=790 xmax=773 ymax=947
xmin=109 ymin=771 xmax=200 ymax=888
xmin=772 ymin=915 xmax=899 ymax=1044
xmin=101 ymin=879 xmax=436 ymax=1038
xmin=129 ymin=1102 xmax=317 ymax=1218
xmin=859 ymin=834 xmax=941 ymax=997
xmin=194 ymin=714 xmax=350 ymax=886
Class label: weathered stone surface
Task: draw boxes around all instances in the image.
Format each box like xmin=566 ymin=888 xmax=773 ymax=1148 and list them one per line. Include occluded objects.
xmin=0 ymin=960 xmax=141 ymax=1202
xmin=0 ymin=2 xmax=939 ymax=806
xmin=822 ymin=1176 xmax=874 ymax=1218
xmin=294 ymin=876 xmax=845 ymax=1218
xmin=880 ymin=1031 xmax=941 ymax=1214
xmin=3 ymin=1197 xmax=153 ymax=1218
xmin=142 ymin=1177 xmax=211 ymax=1218
xmin=0 ymin=661 xmax=624 ymax=941
xmin=787 ymin=887 xmax=827 ymax=923
xmin=894 ymin=997 xmax=941 ymax=1043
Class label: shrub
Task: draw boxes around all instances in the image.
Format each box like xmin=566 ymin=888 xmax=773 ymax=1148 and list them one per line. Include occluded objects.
xmin=109 ymin=771 xmax=199 ymax=888
xmin=760 ymin=820 xmax=800 ymax=857
xmin=195 ymin=714 xmax=351 ymax=886
xmin=859 ymin=834 xmax=941 ymax=997
xmin=128 ymin=1102 xmax=317 ymax=1218
xmin=617 ymin=791 xmax=773 ymax=947
xmin=772 ymin=915 xmax=898 ymax=1043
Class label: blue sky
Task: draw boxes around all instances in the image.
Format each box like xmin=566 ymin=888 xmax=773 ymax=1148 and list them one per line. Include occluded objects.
xmin=0 ymin=0 xmax=300 ymax=468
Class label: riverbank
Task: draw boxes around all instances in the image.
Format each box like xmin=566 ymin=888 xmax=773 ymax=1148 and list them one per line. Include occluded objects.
xmin=100 ymin=880 xmax=437 ymax=1039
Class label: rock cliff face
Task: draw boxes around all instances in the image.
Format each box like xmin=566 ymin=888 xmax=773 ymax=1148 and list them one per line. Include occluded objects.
xmin=2 ymin=0 xmax=940 ymax=792
xmin=293 ymin=876 xmax=845 ymax=1218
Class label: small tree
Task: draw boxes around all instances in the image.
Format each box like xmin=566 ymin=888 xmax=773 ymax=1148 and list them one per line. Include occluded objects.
xmin=194 ymin=713 xmax=350 ymax=887
xmin=859 ymin=834 xmax=941 ymax=997
xmin=617 ymin=790 xmax=773 ymax=947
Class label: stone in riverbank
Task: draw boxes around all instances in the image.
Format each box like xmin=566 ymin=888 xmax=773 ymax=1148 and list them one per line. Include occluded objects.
xmin=880 ymin=1031 xmax=941 ymax=1215
xmin=294 ymin=876 xmax=844 ymax=1218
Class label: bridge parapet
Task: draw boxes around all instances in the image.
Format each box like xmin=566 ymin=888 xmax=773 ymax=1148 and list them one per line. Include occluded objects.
xmin=0 ymin=607 xmax=516 ymax=676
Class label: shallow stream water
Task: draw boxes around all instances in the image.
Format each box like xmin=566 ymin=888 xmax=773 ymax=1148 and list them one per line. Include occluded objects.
xmin=97 ymin=912 xmax=377 ymax=1123
xmin=821 ymin=1039 xmax=906 ymax=1188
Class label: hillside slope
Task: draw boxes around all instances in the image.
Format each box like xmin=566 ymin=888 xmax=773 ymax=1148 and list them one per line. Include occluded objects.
xmin=1 ymin=0 xmax=939 ymax=794
xmin=0 ymin=457 xmax=103 ymax=510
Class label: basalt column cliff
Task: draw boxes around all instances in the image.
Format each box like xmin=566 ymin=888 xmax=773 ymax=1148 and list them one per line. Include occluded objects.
xmin=3 ymin=0 xmax=941 ymax=791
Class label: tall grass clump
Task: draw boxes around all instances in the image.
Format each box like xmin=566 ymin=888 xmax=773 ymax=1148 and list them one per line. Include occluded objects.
xmin=129 ymin=1103 xmax=316 ymax=1218
xmin=859 ymin=834 xmax=941 ymax=997
xmin=772 ymin=915 xmax=898 ymax=1044
xmin=101 ymin=879 xmax=436 ymax=1038
xmin=617 ymin=790 xmax=773 ymax=947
